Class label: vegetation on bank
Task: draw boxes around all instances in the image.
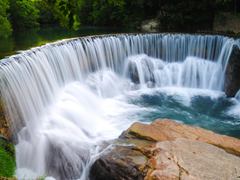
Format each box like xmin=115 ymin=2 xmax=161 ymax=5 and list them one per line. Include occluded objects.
xmin=0 ymin=137 xmax=15 ymax=177
xmin=0 ymin=0 xmax=239 ymax=39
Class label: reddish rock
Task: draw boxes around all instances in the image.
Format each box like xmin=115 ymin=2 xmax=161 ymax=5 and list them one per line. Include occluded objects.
xmin=90 ymin=119 xmax=240 ymax=180
xmin=0 ymin=100 xmax=10 ymax=139
xmin=126 ymin=119 xmax=240 ymax=156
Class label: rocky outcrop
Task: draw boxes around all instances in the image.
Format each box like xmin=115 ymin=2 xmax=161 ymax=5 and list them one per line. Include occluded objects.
xmin=90 ymin=145 xmax=146 ymax=180
xmin=141 ymin=19 xmax=159 ymax=33
xmin=0 ymin=99 xmax=10 ymax=139
xmin=214 ymin=12 xmax=240 ymax=34
xmin=125 ymin=119 xmax=240 ymax=156
xmin=225 ymin=44 xmax=240 ymax=97
xmin=146 ymin=138 xmax=240 ymax=180
xmin=90 ymin=119 xmax=240 ymax=180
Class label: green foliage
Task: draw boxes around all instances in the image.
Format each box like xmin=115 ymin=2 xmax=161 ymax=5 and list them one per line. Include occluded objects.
xmin=35 ymin=0 xmax=56 ymax=25
xmin=0 ymin=138 xmax=15 ymax=177
xmin=0 ymin=0 xmax=12 ymax=38
xmin=37 ymin=0 xmax=82 ymax=29
xmin=78 ymin=0 xmax=160 ymax=28
xmin=1 ymin=0 xmax=240 ymax=36
xmin=90 ymin=0 xmax=126 ymax=26
xmin=10 ymin=0 xmax=40 ymax=30
xmin=37 ymin=175 xmax=46 ymax=180
xmin=54 ymin=0 xmax=81 ymax=29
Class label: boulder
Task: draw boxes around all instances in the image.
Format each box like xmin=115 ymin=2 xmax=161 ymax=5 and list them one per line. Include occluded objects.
xmin=90 ymin=145 xmax=146 ymax=180
xmin=225 ymin=44 xmax=240 ymax=97
xmin=90 ymin=119 xmax=240 ymax=180
xmin=147 ymin=138 xmax=240 ymax=180
xmin=125 ymin=119 xmax=240 ymax=156
xmin=141 ymin=19 xmax=159 ymax=33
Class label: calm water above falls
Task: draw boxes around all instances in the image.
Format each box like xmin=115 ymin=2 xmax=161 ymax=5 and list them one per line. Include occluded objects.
xmin=0 ymin=26 xmax=133 ymax=59
xmin=0 ymin=34 xmax=240 ymax=179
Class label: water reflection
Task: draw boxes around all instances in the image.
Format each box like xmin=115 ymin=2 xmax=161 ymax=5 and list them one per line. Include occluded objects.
xmin=0 ymin=26 xmax=133 ymax=59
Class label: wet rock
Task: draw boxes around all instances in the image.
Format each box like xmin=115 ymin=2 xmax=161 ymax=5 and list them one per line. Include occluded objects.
xmin=225 ymin=44 xmax=240 ymax=97
xmin=90 ymin=145 xmax=146 ymax=180
xmin=90 ymin=119 xmax=240 ymax=180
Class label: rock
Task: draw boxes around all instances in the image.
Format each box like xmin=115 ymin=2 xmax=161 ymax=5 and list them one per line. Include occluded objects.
xmin=125 ymin=119 xmax=240 ymax=156
xmin=90 ymin=119 xmax=240 ymax=180
xmin=141 ymin=19 xmax=159 ymax=33
xmin=214 ymin=12 xmax=240 ymax=34
xmin=147 ymin=138 xmax=240 ymax=180
xmin=90 ymin=145 xmax=146 ymax=180
xmin=0 ymin=99 xmax=11 ymax=139
xmin=225 ymin=44 xmax=240 ymax=97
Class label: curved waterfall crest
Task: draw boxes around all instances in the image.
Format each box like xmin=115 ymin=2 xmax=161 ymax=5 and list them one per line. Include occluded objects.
xmin=0 ymin=33 xmax=239 ymax=179
xmin=0 ymin=34 xmax=236 ymax=126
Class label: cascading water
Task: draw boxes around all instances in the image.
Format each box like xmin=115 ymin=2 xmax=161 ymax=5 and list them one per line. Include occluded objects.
xmin=0 ymin=34 xmax=240 ymax=179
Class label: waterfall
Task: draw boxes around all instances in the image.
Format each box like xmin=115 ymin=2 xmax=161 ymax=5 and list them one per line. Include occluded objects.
xmin=0 ymin=34 xmax=238 ymax=179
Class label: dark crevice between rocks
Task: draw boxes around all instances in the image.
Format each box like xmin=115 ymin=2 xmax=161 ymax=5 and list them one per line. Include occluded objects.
xmin=225 ymin=44 xmax=240 ymax=97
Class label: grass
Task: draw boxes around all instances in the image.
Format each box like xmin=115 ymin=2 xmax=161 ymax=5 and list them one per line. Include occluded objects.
xmin=0 ymin=138 xmax=15 ymax=177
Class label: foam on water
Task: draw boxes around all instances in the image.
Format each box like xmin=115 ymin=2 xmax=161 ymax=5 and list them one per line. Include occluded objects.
xmin=15 ymin=81 xmax=142 ymax=179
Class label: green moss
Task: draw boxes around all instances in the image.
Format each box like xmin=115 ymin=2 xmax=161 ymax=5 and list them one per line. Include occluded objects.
xmin=37 ymin=176 xmax=46 ymax=180
xmin=0 ymin=138 xmax=15 ymax=177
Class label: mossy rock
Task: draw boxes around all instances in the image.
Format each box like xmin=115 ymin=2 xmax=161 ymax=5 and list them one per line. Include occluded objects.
xmin=0 ymin=136 xmax=15 ymax=178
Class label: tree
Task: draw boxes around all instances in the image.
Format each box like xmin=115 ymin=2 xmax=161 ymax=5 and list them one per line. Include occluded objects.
xmin=0 ymin=0 xmax=12 ymax=38
xmin=90 ymin=0 xmax=126 ymax=26
xmin=35 ymin=0 xmax=56 ymax=25
xmin=54 ymin=0 xmax=81 ymax=30
xmin=37 ymin=0 xmax=82 ymax=30
xmin=10 ymin=0 xmax=40 ymax=31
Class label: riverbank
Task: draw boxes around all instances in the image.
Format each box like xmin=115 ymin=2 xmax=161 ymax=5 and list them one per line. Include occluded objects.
xmin=90 ymin=119 xmax=240 ymax=180
xmin=1 ymin=24 xmax=240 ymax=60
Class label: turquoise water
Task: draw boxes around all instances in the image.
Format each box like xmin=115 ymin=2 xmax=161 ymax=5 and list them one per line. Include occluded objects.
xmin=0 ymin=26 xmax=134 ymax=59
xmin=124 ymin=87 xmax=240 ymax=138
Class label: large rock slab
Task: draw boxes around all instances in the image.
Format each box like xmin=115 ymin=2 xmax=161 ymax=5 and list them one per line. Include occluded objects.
xmin=125 ymin=119 xmax=240 ymax=156
xmin=90 ymin=119 xmax=240 ymax=180
xmin=147 ymin=138 xmax=240 ymax=180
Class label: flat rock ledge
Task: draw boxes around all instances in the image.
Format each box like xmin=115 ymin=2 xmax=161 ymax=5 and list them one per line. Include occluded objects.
xmin=90 ymin=119 xmax=240 ymax=180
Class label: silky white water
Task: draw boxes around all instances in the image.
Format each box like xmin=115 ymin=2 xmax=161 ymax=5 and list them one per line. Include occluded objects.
xmin=0 ymin=34 xmax=240 ymax=179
